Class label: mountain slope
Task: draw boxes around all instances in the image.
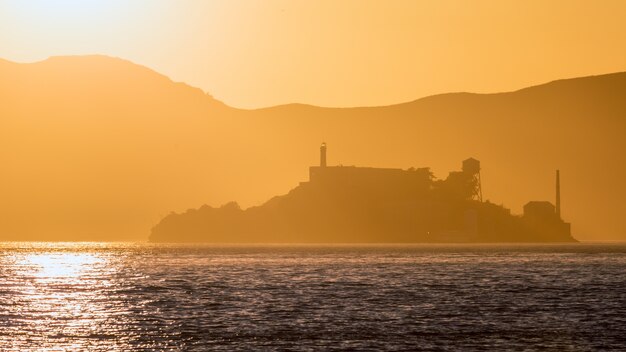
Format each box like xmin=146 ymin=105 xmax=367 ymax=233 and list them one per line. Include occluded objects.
xmin=0 ymin=56 xmax=624 ymax=240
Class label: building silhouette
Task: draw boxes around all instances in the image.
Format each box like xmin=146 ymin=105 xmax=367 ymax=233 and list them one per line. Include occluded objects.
xmin=522 ymin=170 xmax=571 ymax=240
xmin=150 ymin=144 xmax=575 ymax=243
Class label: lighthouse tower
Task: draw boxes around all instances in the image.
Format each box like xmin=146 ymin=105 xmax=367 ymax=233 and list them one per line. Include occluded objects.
xmin=320 ymin=142 xmax=327 ymax=167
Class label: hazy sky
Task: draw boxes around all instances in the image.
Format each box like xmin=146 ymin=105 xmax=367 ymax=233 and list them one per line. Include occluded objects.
xmin=1 ymin=0 xmax=625 ymax=108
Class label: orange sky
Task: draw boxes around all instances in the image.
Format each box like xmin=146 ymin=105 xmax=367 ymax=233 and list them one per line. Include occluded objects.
xmin=1 ymin=0 xmax=625 ymax=108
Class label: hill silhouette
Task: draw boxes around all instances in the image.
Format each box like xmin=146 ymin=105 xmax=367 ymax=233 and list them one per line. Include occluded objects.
xmin=0 ymin=55 xmax=624 ymax=241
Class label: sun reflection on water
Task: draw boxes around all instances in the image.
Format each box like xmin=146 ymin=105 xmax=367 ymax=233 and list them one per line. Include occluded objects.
xmin=22 ymin=252 xmax=103 ymax=278
xmin=0 ymin=243 xmax=127 ymax=351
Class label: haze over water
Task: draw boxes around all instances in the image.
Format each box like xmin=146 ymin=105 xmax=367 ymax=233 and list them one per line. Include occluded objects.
xmin=1 ymin=242 xmax=625 ymax=351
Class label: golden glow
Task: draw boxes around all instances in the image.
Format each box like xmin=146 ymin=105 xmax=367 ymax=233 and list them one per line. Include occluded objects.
xmin=1 ymin=0 xmax=625 ymax=108
xmin=1 ymin=244 xmax=114 ymax=350
xmin=0 ymin=2 xmax=625 ymax=242
xmin=22 ymin=253 xmax=102 ymax=278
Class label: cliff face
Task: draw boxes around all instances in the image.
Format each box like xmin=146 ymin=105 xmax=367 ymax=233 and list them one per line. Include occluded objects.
xmin=150 ymin=164 xmax=576 ymax=243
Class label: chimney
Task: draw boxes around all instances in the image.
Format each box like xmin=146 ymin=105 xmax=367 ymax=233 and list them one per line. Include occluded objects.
xmin=320 ymin=143 xmax=327 ymax=167
xmin=556 ymin=169 xmax=561 ymax=219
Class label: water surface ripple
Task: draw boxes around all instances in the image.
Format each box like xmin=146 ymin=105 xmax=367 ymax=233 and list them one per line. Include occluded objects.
xmin=1 ymin=243 xmax=625 ymax=351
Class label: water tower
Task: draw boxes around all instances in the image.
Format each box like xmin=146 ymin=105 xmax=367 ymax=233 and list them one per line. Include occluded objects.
xmin=462 ymin=158 xmax=483 ymax=202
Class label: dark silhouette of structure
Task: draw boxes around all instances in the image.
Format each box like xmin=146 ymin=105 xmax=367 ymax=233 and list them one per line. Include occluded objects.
xmin=521 ymin=169 xmax=571 ymax=240
xmin=150 ymin=144 xmax=576 ymax=243
xmin=462 ymin=158 xmax=483 ymax=202
xmin=308 ymin=143 xmax=432 ymax=190
xmin=1 ymin=55 xmax=623 ymax=242
xmin=556 ymin=169 xmax=561 ymax=219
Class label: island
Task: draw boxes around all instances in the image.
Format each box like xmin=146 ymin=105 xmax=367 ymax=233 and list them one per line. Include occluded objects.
xmin=150 ymin=144 xmax=575 ymax=243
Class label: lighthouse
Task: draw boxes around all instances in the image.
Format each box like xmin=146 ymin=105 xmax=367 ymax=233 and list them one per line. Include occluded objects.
xmin=320 ymin=142 xmax=327 ymax=167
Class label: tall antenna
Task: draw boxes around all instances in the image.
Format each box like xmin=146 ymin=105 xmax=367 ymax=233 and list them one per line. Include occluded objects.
xmin=556 ymin=169 xmax=561 ymax=219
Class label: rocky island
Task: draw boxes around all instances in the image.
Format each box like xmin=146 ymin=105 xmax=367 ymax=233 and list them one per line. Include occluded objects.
xmin=150 ymin=144 xmax=575 ymax=243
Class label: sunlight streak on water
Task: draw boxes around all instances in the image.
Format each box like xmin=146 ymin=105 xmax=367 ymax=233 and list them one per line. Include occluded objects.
xmin=0 ymin=245 xmax=118 ymax=351
xmin=19 ymin=253 xmax=104 ymax=278
xmin=0 ymin=242 xmax=625 ymax=351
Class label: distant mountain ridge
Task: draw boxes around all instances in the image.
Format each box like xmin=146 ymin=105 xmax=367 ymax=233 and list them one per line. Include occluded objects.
xmin=0 ymin=55 xmax=624 ymax=241
xmin=3 ymin=55 xmax=624 ymax=110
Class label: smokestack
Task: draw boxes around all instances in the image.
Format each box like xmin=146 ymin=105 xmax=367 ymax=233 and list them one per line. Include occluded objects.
xmin=320 ymin=143 xmax=327 ymax=167
xmin=556 ymin=169 xmax=561 ymax=219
